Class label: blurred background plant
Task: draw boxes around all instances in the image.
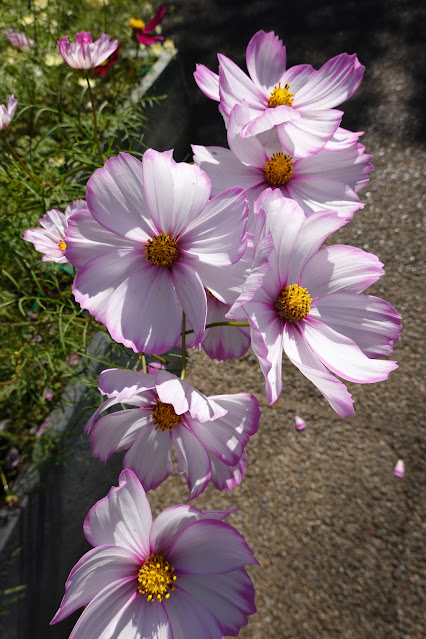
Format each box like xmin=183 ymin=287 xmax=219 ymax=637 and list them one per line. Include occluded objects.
xmin=0 ymin=0 xmax=175 ymax=503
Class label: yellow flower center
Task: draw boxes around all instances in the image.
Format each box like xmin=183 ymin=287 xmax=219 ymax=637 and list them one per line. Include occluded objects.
xmin=129 ymin=18 xmax=145 ymax=30
xmin=264 ymin=152 xmax=293 ymax=186
xmin=58 ymin=237 xmax=67 ymax=251
xmin=137 ymin=553 xmax=177 ymax=602
xmin=275 ymin=284 xmax=312 ymax=321
xmin=268 ymin=82 xmax=295 ymax=108
xmin=152 ymin=401 xmax=181 ymax=431
xmin=144 ymin=233 xmax=179 ymax=267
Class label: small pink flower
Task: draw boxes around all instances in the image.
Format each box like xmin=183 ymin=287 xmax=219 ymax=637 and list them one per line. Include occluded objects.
xmin=130 ymin=5 xmax=166 ymax=46
xmin=65 ymin=352 xmax=79 ymax=366
xmin=195 ymin=29 xmax=364 ymax=158
xmin=86 ymin=368 xmax=260 ymax=499
xmin=4 ymin=29 xmax=35 ymax=51
xmin=57 ymin=32 xmax=118 ymax=69
xmin=45 ymin=387 xmax=54 ymax=401
xmin=51 ymin=468 xmax=257 ymax=637
xmin=394 ymin=459 xmax=405 ymax=478
xmin=295 ymin=415 xmax=306 ymax=431
xmin=0 ymin=94 xmax=18 ymax=131
xmin=24 ymin=199 xmax=86 ymax=264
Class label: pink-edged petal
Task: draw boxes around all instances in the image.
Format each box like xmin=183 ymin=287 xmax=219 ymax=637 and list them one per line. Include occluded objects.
xmin=73 ymin=249 xmax=141 ymax=323
xmin=144 ymin=4 xmax=167 ymax=31
xmin=151 ymin=505 xmax=233 ymax=556
xmin=246 ymin=30 xmax=287 ymax=91
xmin=172 ymin=262 xmax=206 ymax=346
xmin=113 ymin=595 xmax=172 ymax=639
xmin=279 ymin=63 xmax=316 ymax=92
xmin=309 ymin=294 xmax=402 ymax=358
xmin=295 ymin=415 xmax=306 ymax=431
xmin=23 ymin=227 xmax=67 ymax=263
xmin=277 ymin=108 xmax=342 ymax=157
xmin=181 ymin=187 xmax=248 ymax=266
xmin=90 ymin=410 xmax=153 ymax=462
xmin=168 ymin=519 xmax=258 ymax=574
xmin=83 ymin=469 xmax=152 ymax=558
xmin=300 ymin=245 xmax=385 ymax=297
xmin=293 ymin=53 xmax=364 ymax=109
xmin=124 ymin=425 xmax=174 ymax=492
xmin=39 ymin=208 xmax=67 ymax=235
xmin=172 ymin=424 xmax=211 ymax=500
xmin=283 ymin=324 xmax=355 ymax=418
xmin=192 ymin=144 xmax=264 ymax=197
xmin=200 ymin=296 xmax=251 ymax=360
xmin=105 ymin=264 xmax=181 ymax=355
xmin=227 ymin=101 xmax=269 ymax=166
xmin=178 ymin=568 xmax=255 ymax=635
xmin=51 ymin=546 xmax=139 ymax=623
xmin=241 ymin=105 xmax=299 ymax=138
xmin=218 ymin=53 xmax=267 ymax=119
xmin=85 ymin=395 xmax=123 ymax=434
xmin=394 ymin=459 xmax=405 ymax=478
xmin=209 ymin=450 xmax=247 ymax=491
xmin=65 ymin=210 xmax=136 ymax=269
xmin=325 ymin=127 xmax=363 ymax=150
xmin=142 ymin=149 xmax=211 ymax=237
xmin=164 ymin=586 xmax=223 ymax=639
xmin=194 ymin=64 xmax=220 ymax=101
xmin=286 ymin=174 xmax=362 ymax=219
xmin=98 ymin=368 xmax=157 ymax=400
xmin=65 ymin=199 xmax=87 ymax=218
xmin=155 ymin=371 xmax=227 ymax=422
xmin=301 ymin=317 xmax=398 ymax=383
xmin=59 ymin=578 xmax=137 ymax=638
xmin=86 ymin=153 xmax=156 ymax=241
xmin=286 ymin=209 xmax=347 ymax=284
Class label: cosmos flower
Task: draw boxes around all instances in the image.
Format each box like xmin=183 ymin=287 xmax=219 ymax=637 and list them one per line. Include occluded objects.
xmin=193 ymin=101 xmax=372 ymax=225
xmin=129 ymin=5 xmax=166 ymax=46
xmin=86 ymin=368 xmax=260 ymax=499
xmin=4 ymin=29 xmax=34 ymax=51
xmin=64 ymin=149 xmax=248 ymax=355
xmin=194 ymin=30 xmax=364 ymax=158
xmin=228 ymin=189 xmax=401 ymax=417
xmin=51 ymin=468 xmax=257 ymax=637
xmin=0 ymin=94 xmax=18 ymax=130
xmin=24 ymin=199 xmax=86 ymax=264
xmin=57 ymin=32 xmax=118 ymax=69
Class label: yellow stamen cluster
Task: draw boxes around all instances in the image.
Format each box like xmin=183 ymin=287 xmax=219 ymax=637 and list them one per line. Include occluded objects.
xmin=144 ymin=233 xmax=179 ymax=267
xmin=129 ymin=18 xmax=145 ymax=30
xmin=57 ymin=237 xmax=67 ymax=251
xmin=264 ymin=152 xmax=293 ymax=186
xmin=268 ymin=82 xmax=295 ymax=108
xmin=137 ymin=553 xmax=176 ymax=602
xmin=275 ymin=284 xmax=312 ymax=321
xmin=152 ymin=401 xmax=181 ymax=431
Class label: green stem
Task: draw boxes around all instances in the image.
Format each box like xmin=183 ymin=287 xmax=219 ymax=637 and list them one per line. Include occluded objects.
xmin=181 ymin=312 xmax=186 ymax=380
xmin=86 ymin=77 xmax=104 ymax=165
xmin=0 ymin=467 xmax=9 ymax=493
xmin=141 ymin=354 xmax=147 ymax=374
xmin=184 ymin=320 xmax=250 ymax=335
xmin=5 ymin=140 xmax=42 ymax=186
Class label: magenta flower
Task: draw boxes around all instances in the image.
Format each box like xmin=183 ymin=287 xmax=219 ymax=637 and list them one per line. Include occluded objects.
xmin=295 ymin=415 xmax=306 ymax=431
xmin=229 ymin=189 xmax=401 ymax=417
xmin=130 ymin=5 xmax=166 ymax=45
xmin=64 ymin=150 xmax=248 ymax=354
xmin=57 ymin=32 xmax=119 ymax=69
xmin=51 ymin=468 xmax=257 ymax=637
xmin=44 ymin=387 xmax=54 ymax=401
xmin=0 ymin=94 xmax=18 ymax=131
xmin=193 ymin=101 xmax=372 ymax=225
xmin=86 ymin=368 xmax=260 ymax=499
xmin=24 ymin=199 xmax=86 ymax=264
xmin=194 ymin=30 xmax=364 ymax=158
xmin=394 ymin=459 xmax=405 ymax=478
xmin=4 ymin=29 xmax=34 ymax=51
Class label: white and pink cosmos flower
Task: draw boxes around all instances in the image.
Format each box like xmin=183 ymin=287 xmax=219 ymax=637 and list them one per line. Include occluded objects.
xmin=57 ymin=32 xmax=119 ymax=69
xmin=0 ymin=94 xmax=18 ymax=131
xmin=193 ymin=101 xmax=372 ymax=226
xmin=64 ymin=149 xmax=249 ymax=355
xmin=86 ymin=368 xmax=260 ymax=499
xmin=194 ymin=30 xmax=364 ymax=158
xmin=228 ymin=189 xmax=401 ymax=417
xmin=51 ymin=468 xmax=257 ymax=638
xmin=24 ymin=199 xmax=86 ymax=264
xmin=4 ymin=29 xmax=34 ymax=51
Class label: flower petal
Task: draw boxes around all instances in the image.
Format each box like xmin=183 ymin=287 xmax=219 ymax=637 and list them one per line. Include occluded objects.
xmin=227 ymin=101 xmax=269 ymax=166
xmin=98 ymin=369 xmax=157 ymax=401
xmin=90 ymin=410 xmax=153 ymax=462
xmin=163 ymin=586 xmax=223 ymax=639
xmin=218 ymin=53 xmax=267 ymax=119
xmin=194 ymin=64 xmax=220 ymax=101
xmin=209 ymin=450 xmax=247 ymax=491
xmin=172 ymin=262 xmax=207 ymax=346
xmin=172 ymin=425 xmax=211 ymax=500
xmin=124 ymin=425 xmax=174 ymax=492
xmin=241 ymin=104 xmax=299 ymax=138
xmin=155 ymin=371 xmax=227 ymax=422
xmin=200 ymin=296 xmax=251 ymax=360
xmin=113 ymin=596 xmax=172 ymax=639
xmin=277 ymin=108 xmax=342 ymax=157
xmin=286 ymin=174 xmax=362 ymax=219
xmin=246 ymin=30 xmax=287 ymax=92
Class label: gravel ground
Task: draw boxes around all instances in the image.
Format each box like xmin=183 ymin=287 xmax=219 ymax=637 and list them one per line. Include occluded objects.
xmin=140 ymin=2 xmax=425 ymax=637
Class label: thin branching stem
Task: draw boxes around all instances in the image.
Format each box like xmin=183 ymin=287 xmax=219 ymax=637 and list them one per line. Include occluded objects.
xmin=86 ymin=77 xmax=104 ymax=165
xmin=181 ymin=312 xmax=186 ymax=379
xmin=4 ymin=140 xmax=42 ymax=186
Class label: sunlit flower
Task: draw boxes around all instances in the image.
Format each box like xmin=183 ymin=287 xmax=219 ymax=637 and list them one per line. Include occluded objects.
xmin=394 ymin=459 xmax=405 ymax=478
xmin=65 ymin=149 xmax=248 ymax=355
xmin=24 ymin=199 xmax=87 ymax=264
xmin=20 ymin=15 xmax=35 ymax=26
xmin=195 ymin=30 xmax=364 ymax=158
xmin=228 ymin=189 xmax=401 ymax=417
xmin=57 ymin=32 xmax=118 ymax=69
xmin=93 ymin=45 xmax=119 ymax=77
xmin=0 ymin=94 xmax=18 ymax=130
xmin=193 ymin=101 xmax=372 ymax=226
xmin=86 ymin=368 xmax=260 ymax=499
xmin=4 ymin=28 xmax=34 ymax=51
xmin=51 ymin=468 xmax=257 ymax=637
xmin=295 ymin=415 xmax=306 ymax=431
xmin=130 ymin=5 xmax=166 ymax=46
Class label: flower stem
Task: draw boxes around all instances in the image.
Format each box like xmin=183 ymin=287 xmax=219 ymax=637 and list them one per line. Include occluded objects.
xmin=5 ymin=140 xmax=42 ymax=186
xmin=181 ymin=312 xmax=186 ymax=380
xmin=184 ymin=320 xmax=249 ymax=335
xmin=86 ymin=77 xmax=104 ymax=165
xmin=141 ymin=354 xmax=147 ymax=374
